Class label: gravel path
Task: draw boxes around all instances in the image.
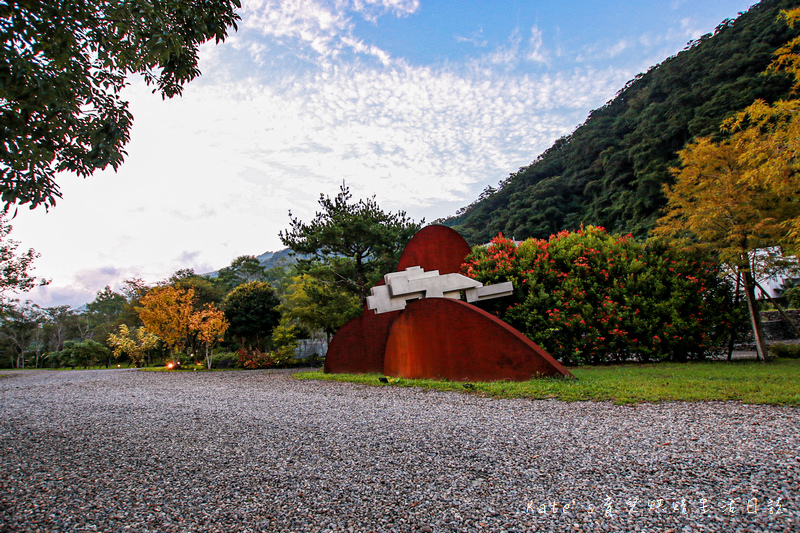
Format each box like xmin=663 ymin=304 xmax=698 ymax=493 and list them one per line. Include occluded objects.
xmin=1 ymin=369 xmax=797 ymax=532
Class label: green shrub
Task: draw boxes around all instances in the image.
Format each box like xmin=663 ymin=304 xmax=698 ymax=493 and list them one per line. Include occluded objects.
xmin=464 ymin=227 xmax=739 ymax=364
xmin=769 ymin=343 xmax=800 ymax=359
xmin=211 ymin=351 xmax=240 ymax=369
xmin=784 ymin=284 xmax=800 ymax=309
xmin=54 ymin=340 xmax=112 ymax=368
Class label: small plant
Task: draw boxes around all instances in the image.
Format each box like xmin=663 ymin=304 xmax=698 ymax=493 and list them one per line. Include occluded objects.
xmin=769 ymin=343 xmax=800 ymax=359
xmin=237 ymin=349 xmax=276 ymax=369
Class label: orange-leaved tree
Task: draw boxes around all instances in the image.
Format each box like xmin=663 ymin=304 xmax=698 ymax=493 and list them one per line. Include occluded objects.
xmin=137 ymin=286 xmax=197 ymax=362
xmin=190 ymin=304 xmax=229 ymax=370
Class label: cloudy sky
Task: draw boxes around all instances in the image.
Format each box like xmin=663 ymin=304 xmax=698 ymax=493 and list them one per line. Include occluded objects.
xmin=12 ymin=0 xmax=756 ymax=308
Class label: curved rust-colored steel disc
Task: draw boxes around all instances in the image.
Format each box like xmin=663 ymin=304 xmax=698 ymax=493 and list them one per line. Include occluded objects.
xmin=384 ymin=298 xmax=573 ymax=382
xmin=325 ymin=224 xmax=473 ymax=375
xmin=324 ymin=310 xmax=401 ymax=374
xmin=395 ymin=225 xmax=472 ymax=274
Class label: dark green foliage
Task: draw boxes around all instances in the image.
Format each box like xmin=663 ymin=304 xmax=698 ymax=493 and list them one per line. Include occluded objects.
xmin=0 ymin=300 xmax=41 ymax=368
xmin=222 ymin=281 xmax=281 ymax=351
xmin=85 ymin=286 xmax=127 ymax=343
xmin=213 ymin=256 xmax=269 ymax=293
xmin=445 ymin=0 xmax=798 ymax=244
xmin=769 ymin=342 xmax=800 ymax=358
xmin=166 ymin=268 xmax=226 ymax=307
xmin=280 ymin=183 xmax=421 ymax=305
xmin=211 ymin=350 xmax=239 ymax=369
xmin=0 ymin=0 xmax=240 ymax=209
xmin=784 ymin=281 xmax=800 ymax=308
xmin=53 ymin=339 xmax=111 ymax=369
xmin=464 ymin=228 xmax=739 ymax=365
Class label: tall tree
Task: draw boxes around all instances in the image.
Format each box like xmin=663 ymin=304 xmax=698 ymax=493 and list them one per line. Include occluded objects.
xmin=85 ymin=286 xmax=128 ymax=343
xmin=655 ymin=136 xmax=800 ymax=360
xmin=656 ymin=7 xmax=800 ymax=361
xmin=137 ymin=286 xmax=196 ymax=358
xmin=1 ymin=0 xmax=240 ymax=209
xmin=0 ymin=300 xmax=42 ymax=368
xmin=280 ymin=183 xmax=421 ymax=305
xmin=213 ymin=256 xmax=269 ymax=292
xmin=720 ymin=8 xmax=800 ymax=252
xmin=190 ymin=304 xmax=229 ymax=370
xmin=222 ymin=281 xmax=281 ymax=352
xmin=40 ymin=305 xmax=79 ymax=354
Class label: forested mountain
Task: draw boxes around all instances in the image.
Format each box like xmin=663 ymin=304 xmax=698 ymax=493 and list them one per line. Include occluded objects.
xmin=442 ymin=0 xmax=799 ymax=244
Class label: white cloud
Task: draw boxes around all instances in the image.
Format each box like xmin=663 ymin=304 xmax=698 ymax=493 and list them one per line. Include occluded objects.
xmin=12 ymin=0 xmax=664 ymax=308
xmin=606 ymin=39 xmax=628 ymax=58
xmin=455 ymin=29 xmax=488 ymax=48
xmin=353 ymin=0 xmax=420 ymax=20
xmin=241 ymin=0 xmax=416 ymax=64
xmin=684 ymin=17 xmax=713 ymax=41
xmin=486 ymin=29 xmax=522 ymax=67
xmin=525 ymin=25 xmax=548 ymax=64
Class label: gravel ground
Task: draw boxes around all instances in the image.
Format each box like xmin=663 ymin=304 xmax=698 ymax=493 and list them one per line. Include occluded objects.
xmin=1 ymin=369 xmax=798 ymax=533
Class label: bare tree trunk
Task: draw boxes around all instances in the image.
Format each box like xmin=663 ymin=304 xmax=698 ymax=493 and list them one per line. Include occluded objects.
xmin=742 ymin=267 xmax=768 ymax=362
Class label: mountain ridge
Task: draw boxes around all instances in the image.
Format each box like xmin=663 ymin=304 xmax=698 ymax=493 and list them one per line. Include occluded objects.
xmin=441 ymin=0 xmax=798 ymax=245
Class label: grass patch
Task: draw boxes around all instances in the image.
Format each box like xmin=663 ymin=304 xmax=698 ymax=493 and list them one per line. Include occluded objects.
xmin=294 ymin=358 xmax=800 ymax=405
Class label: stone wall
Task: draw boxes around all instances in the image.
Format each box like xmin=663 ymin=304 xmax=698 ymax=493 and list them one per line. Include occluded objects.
xmin=760 ymin=309 xmax=800 ymax=341
xmin=737 ymin=310 xmax=800 ymax=348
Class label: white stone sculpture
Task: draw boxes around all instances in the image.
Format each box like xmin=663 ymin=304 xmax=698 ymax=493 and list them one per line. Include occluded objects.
xmin=366 ymin=266 xmax=514 ymax=314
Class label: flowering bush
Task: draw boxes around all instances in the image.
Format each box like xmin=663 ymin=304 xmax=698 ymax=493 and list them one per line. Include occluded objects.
xmin=463 ymin=227 xmax=737 ymax=365
xmin=237 ymin=349 xmax=276 ymax=369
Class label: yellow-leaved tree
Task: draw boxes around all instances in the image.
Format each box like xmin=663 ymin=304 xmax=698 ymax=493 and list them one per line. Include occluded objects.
xmin=656 ymin=8 xmax=800 ymax=361
xmin=723 ymin=8 xmax=800 ymax=249
xmin=137 ymin=286 xmax=197 ymax=363
xmin=655 ymin=137 xmax=798 ymax=360
xmin=190 ymin=304 xmax=229 ymax=370
xmin=107 ymin=324 xmax=161 ymax=368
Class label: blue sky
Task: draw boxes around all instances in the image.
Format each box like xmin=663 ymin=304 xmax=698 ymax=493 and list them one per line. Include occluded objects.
xmin=12 ymin=0 xmax=757 ymax=308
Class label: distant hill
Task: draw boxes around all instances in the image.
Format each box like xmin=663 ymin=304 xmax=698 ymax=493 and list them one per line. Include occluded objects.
xmin=441 ymin=0 xmax=799 ymax=245
xmin=204 ymin=248 xmax=297 ymax=279
xmin=255 ymin=248 xmax=296 ymax=270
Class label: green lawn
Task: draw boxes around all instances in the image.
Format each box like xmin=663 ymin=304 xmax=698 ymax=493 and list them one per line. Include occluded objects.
xmin=294 ymin=358 xmax=800 ymax=405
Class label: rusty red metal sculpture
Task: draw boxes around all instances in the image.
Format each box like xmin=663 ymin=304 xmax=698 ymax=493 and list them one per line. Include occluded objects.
xmin=324 ymin=225 xmax=573 ymax=380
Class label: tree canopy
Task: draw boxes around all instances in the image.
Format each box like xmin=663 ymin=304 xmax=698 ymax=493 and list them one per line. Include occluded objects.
xmin=0 ymin=0 xmax=240 ymax=209
xmin=280 ymin=183 xmax=421 ymax=304
xmin=280 ymin=273 xmax=361 ymax=341
xmin=0 ymin=217 xmax=46 ymax=295
xmin=213 ymin=256 xmax=269 ymax=292
xmin=137 ymin=285 xmax=196 ymax=356
xmin=655 ymin=7 xmax=800 ymax=361
xmin=222 ymin=281 xmax=281 ymax=352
